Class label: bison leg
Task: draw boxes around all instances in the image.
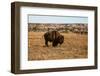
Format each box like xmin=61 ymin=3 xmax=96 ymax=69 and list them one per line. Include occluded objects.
xmin=52 ymin=40 xmax=58 ymax=47
xmin=45 ymin=40 xmax=49 ymax=47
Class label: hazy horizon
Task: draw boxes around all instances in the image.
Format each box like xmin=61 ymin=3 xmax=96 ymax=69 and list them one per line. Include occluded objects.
xmin=28 ymin=15 xmax=88 ymax=24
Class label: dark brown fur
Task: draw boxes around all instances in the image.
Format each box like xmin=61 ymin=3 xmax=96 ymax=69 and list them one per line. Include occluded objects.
xmin=44 ymin=31 xmax=64 ymax=47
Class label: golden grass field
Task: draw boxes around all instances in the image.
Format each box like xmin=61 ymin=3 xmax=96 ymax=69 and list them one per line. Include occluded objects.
xmin=28 ymin=32 xmax=88 ymax=60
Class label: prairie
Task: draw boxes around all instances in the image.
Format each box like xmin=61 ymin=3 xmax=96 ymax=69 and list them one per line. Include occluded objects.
xmin=28 ymin=32 xmax=88 ymax=60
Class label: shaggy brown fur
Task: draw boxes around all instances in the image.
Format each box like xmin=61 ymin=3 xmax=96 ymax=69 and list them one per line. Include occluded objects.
xmin=44 ymin=31 xmax=64 ymax=47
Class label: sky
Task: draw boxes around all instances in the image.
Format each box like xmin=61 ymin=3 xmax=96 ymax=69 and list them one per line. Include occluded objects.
xmin=28 ymin=15 xmax=88 ymax=24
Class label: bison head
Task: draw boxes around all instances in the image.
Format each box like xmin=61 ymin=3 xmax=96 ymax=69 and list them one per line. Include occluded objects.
xmin=58 ymin=35 xmax=64 ymax=45
xmin=53 ymin=35 xmax=64 ymax=47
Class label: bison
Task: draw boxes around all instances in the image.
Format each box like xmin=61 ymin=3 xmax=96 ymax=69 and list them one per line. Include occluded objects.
xmin=44 ymin=30 xmax=64 ymax=47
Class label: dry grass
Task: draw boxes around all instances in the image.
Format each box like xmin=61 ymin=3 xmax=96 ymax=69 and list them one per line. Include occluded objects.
xmin=28 ymin=32 xmax=88 ymax=60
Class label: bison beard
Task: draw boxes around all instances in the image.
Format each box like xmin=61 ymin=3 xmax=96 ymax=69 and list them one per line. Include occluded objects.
xmin=44 ymin=31 xmax=64 ymax=47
